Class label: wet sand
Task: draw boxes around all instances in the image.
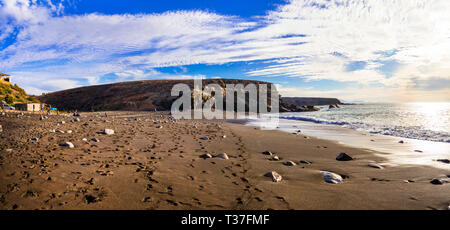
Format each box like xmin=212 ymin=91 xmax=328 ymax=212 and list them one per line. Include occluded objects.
xmin=0 ymin=111 xmax=449 ymax=210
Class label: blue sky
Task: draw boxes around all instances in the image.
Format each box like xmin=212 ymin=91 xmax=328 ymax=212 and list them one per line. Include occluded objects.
xmin=1 ymin=0 xmax=449 ymax=102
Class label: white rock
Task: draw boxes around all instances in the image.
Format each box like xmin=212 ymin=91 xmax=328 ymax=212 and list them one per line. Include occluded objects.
xmin=271 ymin=156 xmax=280 ymax=161
xmin=49 ymin=129 xmax=56 ymax=133
xmin=264 ymin=171 xmax=282 ymax=182
xmin=222 ymin=135 xmax=227 ymax=138
xmin=91 ymin=138 xmax=100 ymax=142
xmin=200 ymin=153 xmax=213 ymax=159
xmin=60 ymin=142 xmax=74 ymax=148
xmin=82 ymin=138 xmax=88 ymax=142
xmin=368 ymin=163 xmax=384 ymax=169
xmin=283 ymin=161 xmax=296 ymax=166
xmin=66 ymin=130 xmax=73 ymax=134
xmin=103 ymin=129 xmax=114 ymax=135
xmin=321 ymin=171 xmax=343 ymax=184
xmin=215 ymin=153 xmax=229 ymax=159
xmin=56 ymin=130 xmax=65 ymax=134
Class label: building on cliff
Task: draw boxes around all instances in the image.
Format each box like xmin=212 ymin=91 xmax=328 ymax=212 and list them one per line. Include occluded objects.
xmin=0 ymin=73 xmax=11 ymax=84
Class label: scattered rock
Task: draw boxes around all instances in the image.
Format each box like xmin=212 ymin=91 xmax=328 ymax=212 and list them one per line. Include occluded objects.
xmin=200 ymin=136 xmax=208 ymax=140
xmin=49 ymin=129 xmax=56 ymax=133
xmin=66 ymin=130 xmax=73 ymax=134
xmin=156 ymin=125 xmax=163 ymax=129
xmin=336 ymin=152 xmax=353 ymax=161
xmin=215 ymin=153 xmax=229 ymax=160
xmin=321 ymin=171 xmax=343 ymax=184
xmin=103 ymin=129 xmax=114 ymax=135
xmin=82 ymin=138 xmax=88 ymax=142
xmin=414 ymin=150 xmax=423 ymax=153
xmin=59 ymin=142 xmax=74 ymax=148
xmin=436 ymin=159 xmax=450 ymax=164
xmin=283 ymin=161 xmax=296 ymax=166
xmin=262 ymin=151 xmax=273 ymax=156
xmin=368 ymin=163 xmax=384 ymax=169
xmin=91 ymin=138 xmax=100 ymax=142
xmin=271 ymin=156 xmax=280 ymax=161
xmin=264 ymin=171 xmax=282 ymax=182
xmin=56 ymin=130 xmax=65 ymax=134
xmin=200 ymin=153 xmax=213 ymax=159
xmin=73 ymin=118 xmax=80 ymax=122
xmin=398 ymin=140 xmax=404 ymax=144
xmin=299 ymin=160 xmax=311 ymax=165
xmin=30 ymin=137 xmax=39 ymax=142
xmin=430 ymin=178 xmax=443 ymax=185
xmin=222 ymin=135 xmax=227 ymax=138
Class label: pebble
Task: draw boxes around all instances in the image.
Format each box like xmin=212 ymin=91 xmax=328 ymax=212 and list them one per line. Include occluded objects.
xmin=321 ymin=171 xmax=343 ymax=184
xmin=283 ymin=161 xmax=296 ymax=166
xmin=430 ymin=178 xmax=443 ymax=185
xmin=103 ymin=129 xmax=115 ymax=135
xmin=200 ymin=137 xmax=208 ymax=140
xmin=60 ymin=142 xmax=74 ymax=148
xmin=200 ymin=153 xmax=213 ymax=159
xmin=299 ymin=160 xmax=311 ymax=165
xmin=398 ymin=140 xmax=404 ymax=143
xmin=215 ymin=153 xmax=229 ymax=160
xmin=336 ymin=152 xmax=353 ymax=161
xmin=156 ymin=125 xmax=163 ymax=129
xmin=264 ymin=171 xmax=282 ymax=182
xmin=66 ymin=130 xmax=73 ymax=134
xmin=82 ymin=138 xmax=88 ymax=142
xmin=91 ymin=138 xmax=100 ymax=142
xmin=271 ymin=156 xmax=280 ymax=161
xmin=30 ymin=137 xmax=39 ymax=142
xmin=368 ymin=163 xmax=384 ymax=169
xmin=49 ymin=129 xmax=56 ymax=133
xmin=262 ymin=151 xmax=273 ymax=156
xmin=436 ymin=159 xmax=450 ymax=164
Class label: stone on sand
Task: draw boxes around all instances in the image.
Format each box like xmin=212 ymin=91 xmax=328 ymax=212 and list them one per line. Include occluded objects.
xmin=336 ymin=152 xmax=353 ymax=161
xmin=82 ymin=138 xmax=88 ymax=142
xmin=264 ymin=171 xmax=282 ymax=182
xmin=200 ymin=136 xmax=208 ymax=140
xmin=103 ymin=129 xmax=115 ymax=135
xmin=321 ymin=171 xmax=343 ymax=184
xmin=271 ymin=156 xmax=280 ymax=161
xmin=215 ymin=153 xmax=229 ymax=159
xmin=430 ymin=178 xmax=443 ymax=185
xmin=436 ymin=159 xmax=450 ymax=164
xmin=200 ymin=153 xmax=213 ymax=159
xmin=262 ymin=151 xmax=273 ymax=156
xmin=30 ymin=137 xmax=39 ymax=142
xmin=368 ymin=163 xmax=384 ymax=169
xmin=60 ymin=142 xmax=74 ymax=148
xmin=91 ymin=138 xmax=100 ymax=142
xmin=283 ymin=161 xmax=296 ymax=166
xmin=299 ymin=160 xmax=311 ymax=165
xmin=156 ymin=125 xmax=163 ymax=129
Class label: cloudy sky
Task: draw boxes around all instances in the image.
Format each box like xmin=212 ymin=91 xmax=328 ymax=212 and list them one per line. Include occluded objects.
xmin=0 ymin=0 xmax=449 ymax=102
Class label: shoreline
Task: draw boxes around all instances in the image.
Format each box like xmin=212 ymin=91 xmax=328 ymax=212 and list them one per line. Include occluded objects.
xmin=1 ymin=111 xmax=449 ymax=210
xmin=246 ymin=116 xmax=450 ymax=170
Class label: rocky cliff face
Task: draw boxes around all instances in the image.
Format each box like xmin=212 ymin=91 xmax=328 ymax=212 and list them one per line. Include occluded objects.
xmin=38 ymin=79 xmax=311 ymax=112
xmin=281 ymin=97 xmax=341 ymax=106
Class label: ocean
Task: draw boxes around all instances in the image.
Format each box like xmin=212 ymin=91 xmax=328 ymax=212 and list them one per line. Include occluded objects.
xmin=280 ymin=103 xmax=450 ymax=143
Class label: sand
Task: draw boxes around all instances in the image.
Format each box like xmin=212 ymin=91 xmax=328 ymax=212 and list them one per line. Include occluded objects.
xmin=0 ymin=111 xmax=449 ymax=210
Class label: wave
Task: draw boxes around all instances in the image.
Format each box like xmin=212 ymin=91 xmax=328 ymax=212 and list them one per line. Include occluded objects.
xmin=280 ymin=115 xmax=450 ymax=143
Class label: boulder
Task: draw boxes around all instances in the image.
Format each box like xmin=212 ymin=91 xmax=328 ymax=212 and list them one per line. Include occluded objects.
xmin=368 ymin=163 xmax=384 ymax=169
xmin=200 ymin=153 xmax=213 ymax=159
xmin=91 ymin=138 xmax=100 ymax=143
xmin=430 ymin=178 xmax=443 ymax=185
xmin=299 ymin=160 xmax=311 ymax=165
xmin=264 ymin=171 xmax=282 ymax=182
xmin=283 ymin=161 xmax=297 ymax=166
xmin=336 ymin=152 xmax=353 ymax=161
xmin=321 ymin=171 xmax=343 ymax=184
xmin=215 ymin=153 xmax=229 ymax=160
xmin=60 ymin=142 xmax=74 ymax=148
xmin=103 ymin=129 xmax=114 ymax=135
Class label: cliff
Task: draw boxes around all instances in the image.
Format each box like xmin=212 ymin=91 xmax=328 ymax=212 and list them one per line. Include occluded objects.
xmin=281 ymin=97 xmax=341 ymax=106
xmin=38 ymin=79 xmax=315 ymax=112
